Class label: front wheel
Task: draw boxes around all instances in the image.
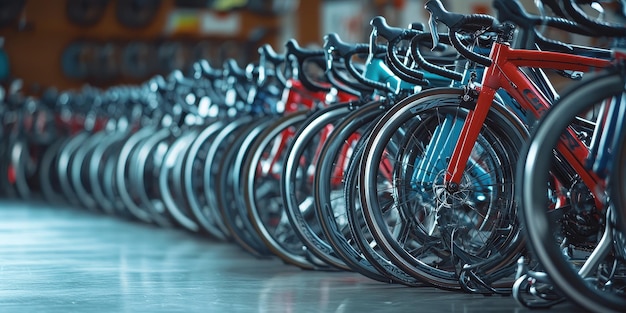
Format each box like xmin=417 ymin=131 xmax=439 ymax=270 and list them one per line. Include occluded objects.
xmin=360 ymin=89 xmax=526 ymax=289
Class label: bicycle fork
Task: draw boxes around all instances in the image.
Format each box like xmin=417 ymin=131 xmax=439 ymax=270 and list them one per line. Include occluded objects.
xmin=443 ymin=87 xmax=497 ymax=188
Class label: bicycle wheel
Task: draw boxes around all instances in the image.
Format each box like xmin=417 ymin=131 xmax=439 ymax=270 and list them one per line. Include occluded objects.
xmin=39 ymin=136 xmax=70 ymax=204
xmin=159 ymin=128 xmax=201 ymax=232
xmin=0 ymin=112 xmax=23 ymax=199
xmin=281 ymin=103 xmax=354 ymax=271
xmin=200 ymin=117 xmax=258 ymax=241
xmin=183 ymin=120 xmax=228 ymax=239
xmin=360 ymin=88 xmax=526 ymax=289
xmin=215 ymin=117 xmax=274 ymax=257
xmin=519 ymin=70 xmax=626 ymax=312
xmin=0 ymin=133 xmax=17 ymax=198
xmin=10 ymin=136 xmax=39 ymax=200
xmin=58 ymin=131 xmax=90 ymax=208
xmin=131 ymin=126 xmax=175 ymax=227
xmin=243 ymin=111 xmax=328 ymax=270
xmin=70 ymin=131 xmax=105 ymax=211
xmin=611 ymin=103 xmax=626 ymax=290
xmin=315 ymin=100 xmax=427 ymax=286
xmin=116 ymin=126 xmax=157 ymax=223
xmin=90 ymin=129 xmax=129 ymax=217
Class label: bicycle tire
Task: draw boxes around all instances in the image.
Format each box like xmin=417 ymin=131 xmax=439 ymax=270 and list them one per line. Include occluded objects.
xmin=70 ymin=131 xmax=105 ymax=211
xmin=360 ymin=88 xmax=526 ymax=289
xmin=612 ymin=105 xmax=626 ymax=234
xmin=39 ymin=137 xmax=71 ymax=204
xmin=518 ymin=70 xmax=626 ymax=313
xmin=58 ymin=131 xmax=90 ymax=208
xmin=10 ymin=137 xmax=37 ymax=200
xmin=215 ymin=117 xmax=274 ymax=257
xmin=201 ymin=117 xmax=259 ymax=241
xmin=243 ymin=111 xmax=328 ymax=270
xmin=116 ymin=126 xmax=156 ymax=223
xmin=89 ymin=129 xmax=129 ymax=216
xmin=131 ymin=126 xmax=175 ymax=227
xmin=281 ymin=103 xmax=355 ymax=271
xmin=158 ymin=128 xmax=201 ymax=232
xmin=183 ymin=120 xmax=229 ymax=239
xmin=315 ymin=100 xmax=426 ymax=286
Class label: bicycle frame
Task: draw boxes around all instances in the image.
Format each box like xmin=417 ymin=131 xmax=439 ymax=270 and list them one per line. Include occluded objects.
xmin=444 ymin=42 xmax=612 ymax=208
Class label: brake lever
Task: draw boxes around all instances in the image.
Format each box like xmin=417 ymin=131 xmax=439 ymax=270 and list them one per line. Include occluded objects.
xmin=324 ymin=46 xmax=334 ymax=73
xmin=367 ymin=27 xmax=377 ymax=65
xmin=428 ymin=13 xmax=440 ymax=50
xmin=323 ymin=34 xmax=334 ymax=73
xmin=590 ymin=2 xmax=605 ymax=21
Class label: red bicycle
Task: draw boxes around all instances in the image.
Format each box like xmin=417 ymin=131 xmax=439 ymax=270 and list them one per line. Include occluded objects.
xmin=357 ymin=0 xmax=613 ymax=289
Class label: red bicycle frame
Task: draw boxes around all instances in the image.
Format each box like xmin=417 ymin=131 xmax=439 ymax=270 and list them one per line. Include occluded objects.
xmin=444 ymin=42 xmax=612 ymax=207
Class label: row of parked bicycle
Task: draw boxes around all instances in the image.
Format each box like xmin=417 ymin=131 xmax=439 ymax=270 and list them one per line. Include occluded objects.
xmin=1 ymin=0 xmax=626 ymax=312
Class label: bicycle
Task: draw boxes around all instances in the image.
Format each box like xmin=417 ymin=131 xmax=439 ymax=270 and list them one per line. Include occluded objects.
xmin=356 ymin=0 xmax=612 ymax=289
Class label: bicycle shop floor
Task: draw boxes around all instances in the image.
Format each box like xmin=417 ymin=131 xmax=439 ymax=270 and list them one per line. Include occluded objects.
xmin=0 ymin=199 xmax=586 ymax=313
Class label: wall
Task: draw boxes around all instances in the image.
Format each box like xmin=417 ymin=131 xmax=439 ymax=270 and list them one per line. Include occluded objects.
xmin=0 ymin=0 xmax=287 ymax=94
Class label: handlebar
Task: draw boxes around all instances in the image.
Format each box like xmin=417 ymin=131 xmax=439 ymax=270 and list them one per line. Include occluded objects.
xmin=425 ymin=0 xmax=502 ymax=67
xmin=425 ymin=0 xmax=499 ymax=31
xmin=324 ymin=33 xmax=395 ymax=93
xmin=168 ymin=69 xmax=196 ymax=90
xmin=223 ymin=58 xmax=252 ymax=103
xmin=321 ymin=37 xmax=375 ymax=96
xmin=259 ymin=43 xmax=284 ymax=64
xmin=540 ymin=0 xmax=569 ymax=19
xmin=192 ymin=59 xmax=222 ymax=81
xmin=225 ymin=58 xmax=248 ymax=81
xmin=326 ymin=62 xmax=368 ymax=97
xmin=493 ymin=0 xmax=601 ymax=53
xmin=285 ymin=39 xmax=331 ymax=93
xmin=370 ymin=16 xmax=412 ymax=42
xmin=258 ymin=44 xmax=287 ymax=88
xmin=369 ymin=16 xmax=428 ymax=86
xmin=494 ymin=0 xmax=594 ymax=36
xmin=562 ymin=0 xmax=626 ymax=37
xmin=410 ymin=32 xmax=463 ymax=81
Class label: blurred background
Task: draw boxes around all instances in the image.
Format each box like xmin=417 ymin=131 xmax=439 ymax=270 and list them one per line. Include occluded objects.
xmin=0 ymin=0 xmax=620 ymax=95
xmin=0 ymin=0 xmax=500 ymax=94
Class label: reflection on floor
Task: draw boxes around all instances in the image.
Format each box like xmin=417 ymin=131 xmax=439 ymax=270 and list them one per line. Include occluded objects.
xmin=0 ymin=200 xmax=584 ymax=313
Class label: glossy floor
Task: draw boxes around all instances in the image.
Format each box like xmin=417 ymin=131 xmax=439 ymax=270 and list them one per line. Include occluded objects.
xmin=0 ymin=200 xmax=586 ymax=313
